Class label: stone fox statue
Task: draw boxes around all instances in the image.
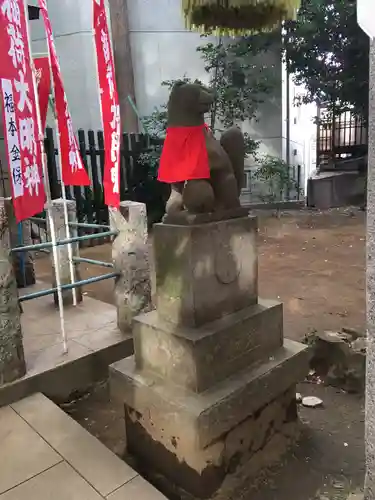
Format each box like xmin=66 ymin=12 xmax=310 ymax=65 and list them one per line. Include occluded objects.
xmin=157 ymin=81 xmax=245 ymax=215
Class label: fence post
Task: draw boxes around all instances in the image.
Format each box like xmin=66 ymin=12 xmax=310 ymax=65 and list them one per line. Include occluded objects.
xmin=0 ymin=198 xmax=26 ymax=385
xmin=1 ymin=197 xmax=35 ymax=288
xmin=110 ymin=201 xmax=152 ymax=333
xmin=46 ymin=198 xmax=83 ymax=306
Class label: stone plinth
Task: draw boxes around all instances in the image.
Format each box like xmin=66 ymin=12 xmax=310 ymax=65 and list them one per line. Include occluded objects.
xmin=111 ymin=340 xmax=309 ymax=499
xmin=110 ymin=202 xmax=152 ymax=333
xmin=133 ymin=299 xmax=283 ymax=392
xmin=154 ymin=216 xmax=258 ymax=327
xmin=110 ymin=215 xmax=309 ymax=499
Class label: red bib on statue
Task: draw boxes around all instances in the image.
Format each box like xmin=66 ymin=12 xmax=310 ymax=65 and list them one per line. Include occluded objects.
xmin=158 ymin=125 xmax=210 ymax=183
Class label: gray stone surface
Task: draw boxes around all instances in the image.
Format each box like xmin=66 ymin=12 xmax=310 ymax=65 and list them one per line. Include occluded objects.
xmin=153 ymin=216 xmax=258 ymax=327
xmin=0 ymin=283 xmax=133 ymax=406
xmin=162 ymin=207 xmax=249 ymax=225
xmin=308 ymin=329 xmax=366 ymax=393
xmin=110 ymin=339 xmax=309 ymax=450
xmin=46 ymin=198 xmax=82 ymax=306
xmin=0 ymin=200 xmax=25 ymax=385
xmin=366 ymin=38 xmax=375 ymax=500
xmin=110 ymin=202 xmax=152 ymax=333
xmin=2 ymin=198 xmax=35 ymax=288
xmin=133 ymin=299 xmax=283 ymax=392
xmin=124 ymin=385 xmax=299 ymax=499
xmin=0 ymin=406 xmax=61 ymax=494
xmin=13 ymin=393 xmax=137 ymax=497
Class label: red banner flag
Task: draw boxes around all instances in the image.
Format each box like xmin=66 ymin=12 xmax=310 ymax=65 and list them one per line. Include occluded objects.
xmin=34 ymin=56 xmax=50 ymax=132
xmin=0 ymin=0 xmax=46 ymax=222
xmin=38 ymin=0 xmax=90 ymax=186
xmin=93 ymin=0 xmax=120 ymax=208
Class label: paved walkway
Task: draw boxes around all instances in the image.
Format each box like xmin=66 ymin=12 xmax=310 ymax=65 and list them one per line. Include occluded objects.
xmin=0 ymin=282 xmax=133 ymax=407
xmin=0 ymin=393 xmax=166 ymax=500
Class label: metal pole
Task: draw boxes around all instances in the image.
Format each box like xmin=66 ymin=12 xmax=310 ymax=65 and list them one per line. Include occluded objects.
xmin=44 ymin=38 xmax=78 ymax=308
xmin=23 ymin=0 xmax=68 ymax=353
xmin=365 ymin=36 xmax=375 ymax=500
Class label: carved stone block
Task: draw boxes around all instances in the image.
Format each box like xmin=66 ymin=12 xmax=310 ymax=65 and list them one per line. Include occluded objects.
xmin=154 ymin=216 xmax=258 ymax=327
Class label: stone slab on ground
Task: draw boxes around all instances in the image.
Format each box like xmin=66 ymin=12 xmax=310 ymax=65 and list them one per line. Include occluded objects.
xmin=0 ymin=393 xmax=167 ymax=499
xmin=153 ymin=216 xmax=258 ymax=327
xmin=0 ymin=282 xmax=133 ymax=407
xmin=133 ymin=299 xmax=283 ymax=392
xmin=111 ymin=339 xmax=309 ymax=450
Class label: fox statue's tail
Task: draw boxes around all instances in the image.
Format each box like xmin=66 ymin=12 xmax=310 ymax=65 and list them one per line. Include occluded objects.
xmin=220 ymin=127 xmax=245 ymax=195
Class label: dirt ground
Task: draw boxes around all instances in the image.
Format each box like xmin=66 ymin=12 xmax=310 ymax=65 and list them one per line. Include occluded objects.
xmin=61 ymin=381 xmax=364 ymax=500
xmin=35 ymin=207 xmax=366 ymax=499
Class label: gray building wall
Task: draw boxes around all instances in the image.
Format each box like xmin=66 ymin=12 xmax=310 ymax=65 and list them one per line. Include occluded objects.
xmin=29 ymin=0 xmax=102 ymax=131
xmin=24 ymin=1 xmax=315 ymax=202
xmin=29 ymin=0 xmax=285 ymax=151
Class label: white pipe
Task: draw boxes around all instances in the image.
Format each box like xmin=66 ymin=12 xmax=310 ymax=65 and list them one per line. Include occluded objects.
xmin=44 ymin=34 xmax=77 ymax=308
xmin=23 ymin=0 xmax=68 ymax=352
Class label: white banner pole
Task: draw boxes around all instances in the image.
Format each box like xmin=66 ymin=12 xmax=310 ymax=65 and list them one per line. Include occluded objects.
xmin=43 ymin=43 xmax=78 ymax=308
xmin=23 ymin=0 xmax=68 ymax=353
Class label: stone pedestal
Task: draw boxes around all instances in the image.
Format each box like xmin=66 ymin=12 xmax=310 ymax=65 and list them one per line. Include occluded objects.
xmin=1 ymin=197 xmax=35 ymax=288
xmin=0 ymin=200 xmax=26 ymax=385
xmin=154 ymin=216 xmax=258 ymax=327
xmin=110 ymin=215 xmax=309 ymax=499
xmin=110 ymin=201 xmax=152 ymax=333
xmin=47 ymin=199 xmax=82 ymax=306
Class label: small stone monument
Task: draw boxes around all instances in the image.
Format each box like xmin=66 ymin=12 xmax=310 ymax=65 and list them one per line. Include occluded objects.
xmin=110 ymin=83 xmax=309 ymax=499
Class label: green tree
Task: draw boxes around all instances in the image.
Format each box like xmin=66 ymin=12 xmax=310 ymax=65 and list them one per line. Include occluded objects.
xmin=284 ymin=0 xmax=369 ymax=119
xmin=140 ymin=33 xmax=279 ymax=177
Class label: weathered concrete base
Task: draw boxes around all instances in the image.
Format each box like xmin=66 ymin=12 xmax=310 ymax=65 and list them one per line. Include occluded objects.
xmin=110 ymin=340 xmax=309 ymax=499
xmin=133 ymin=299 xmax=283 ymax=392
xmin=126 ymin=387 xmax=299 ymax=500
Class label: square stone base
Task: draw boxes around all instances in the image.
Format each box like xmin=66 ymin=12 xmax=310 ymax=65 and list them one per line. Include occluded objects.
xmin=153 ymin=216 xmax=258 ymax=327
xmin=125 ymin=386 xmax=299 ymax=500
xmin=110 ymin=340 xmax=309 ymax=499
xmin=133 ymin=299 xmax=283 ymax=392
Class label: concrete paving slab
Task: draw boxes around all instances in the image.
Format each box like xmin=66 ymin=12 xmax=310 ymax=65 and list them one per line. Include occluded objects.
xmin=75 ymin=323 xmax=125 ymax=351
xmin=0 ymin=462 xmax=103 ymax=500
xmin=12 ymin=393 xmax=137 ymax=497
xmin=0 ymin=406 xmax=61 ymax=494
xmin=107 ymin=476 xmax=167 ymax=500
xmin=0 ymin=283 xmax=133 ymax=406
xmin=26 ymin=340 xmax=92 ymax=376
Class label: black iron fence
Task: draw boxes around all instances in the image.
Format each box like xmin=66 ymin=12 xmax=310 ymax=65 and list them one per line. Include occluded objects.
xmin=317 ymin=107 xmax=368 ymax=170
xmin=44 ymin=128 xmax=166 ymax=232
xmin=0 ymin=128 xmax=166 ymax=247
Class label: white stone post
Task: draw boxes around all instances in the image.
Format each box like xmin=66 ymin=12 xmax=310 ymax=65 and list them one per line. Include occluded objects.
xmin=110 ymin=201 xmax=152 ymax=333
xmin=46 ymin=198 xmax=82 ymax=306
xmin=0 ymin=198 xmax=25 ymax=385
